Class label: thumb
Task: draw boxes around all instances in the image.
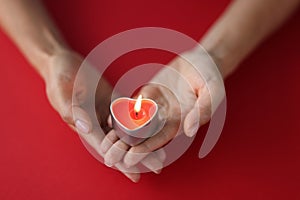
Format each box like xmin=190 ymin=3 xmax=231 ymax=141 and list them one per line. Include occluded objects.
xmin=55 ymin=94 xmax=93 ymax=135
xmin=183 ymin=86 xmax=213 ymax=137
xmin=72 ymin=105 xmax=93 ymax=135
xmin=183 ymin=97 xmax=201 ymax=137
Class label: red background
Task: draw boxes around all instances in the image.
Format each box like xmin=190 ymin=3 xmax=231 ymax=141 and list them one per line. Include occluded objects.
xmin=1 ymin=0 xmax=300 ymax=199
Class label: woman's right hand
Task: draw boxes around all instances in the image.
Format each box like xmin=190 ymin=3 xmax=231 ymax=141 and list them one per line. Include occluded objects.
xmin=44 ymin=50 xmax=143 ymax=182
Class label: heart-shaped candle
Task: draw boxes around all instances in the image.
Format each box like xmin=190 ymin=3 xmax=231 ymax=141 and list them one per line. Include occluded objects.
xmin=110 ymin=95 xmax=160 ymax=146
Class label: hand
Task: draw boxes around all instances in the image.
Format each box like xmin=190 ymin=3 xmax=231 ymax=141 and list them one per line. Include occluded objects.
xmin=100 ymin=47 xmax=225 ymax=175
xmin=44 ymin=50 xmax=141 ymax=182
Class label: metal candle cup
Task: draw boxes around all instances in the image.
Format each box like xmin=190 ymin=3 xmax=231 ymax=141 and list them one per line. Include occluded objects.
xmin=110 ymin=96 xmax=160 ymax=146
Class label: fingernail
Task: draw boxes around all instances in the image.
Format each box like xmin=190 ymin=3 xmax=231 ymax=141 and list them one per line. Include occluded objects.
xmin=75 ymin=119 xmax=90 ymax=134
xmin=187 ymin=123 xmax=199 ymax=137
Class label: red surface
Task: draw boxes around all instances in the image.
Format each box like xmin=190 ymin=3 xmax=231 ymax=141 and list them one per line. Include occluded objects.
xmin=1 ymin=0 xmax=300 ymax=199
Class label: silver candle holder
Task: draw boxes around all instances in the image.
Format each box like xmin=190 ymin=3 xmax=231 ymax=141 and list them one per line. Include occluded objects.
xmin=110 ymin=97 xmax=164 ymax=146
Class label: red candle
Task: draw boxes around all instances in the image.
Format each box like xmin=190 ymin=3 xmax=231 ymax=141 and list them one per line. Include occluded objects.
xmin=111 ymin=95 xmax=157 ymax=130
xmin=110 ymin=95 xmax=160 ymax=146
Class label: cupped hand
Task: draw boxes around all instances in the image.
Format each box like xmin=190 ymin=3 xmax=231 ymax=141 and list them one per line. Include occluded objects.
xmin=44 ymin=50 xmax=142 ymax=182
xmin=101 ymin=47 xmax=225 ymax=176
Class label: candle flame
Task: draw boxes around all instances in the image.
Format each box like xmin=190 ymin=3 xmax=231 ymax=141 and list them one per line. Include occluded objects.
xmin=134 ymin=95 xmax=142 ymax=113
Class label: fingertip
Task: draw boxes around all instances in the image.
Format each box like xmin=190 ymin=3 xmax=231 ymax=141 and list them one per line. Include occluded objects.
xmin=129 ymin=174 xmax=141 ymax=183
xmin=73 ymin=106 xmax=93 ymax=134
xmin=153 ymin=168 xmax=162 ymax=174
xmin=116 ymin=163 xmax=141 ymax=183
xmin=104 ymin=161 xmax=113 ymax=168
xmin=185 ymin=125 xmax=199 ymax=137
xmin=100 ymin=130 xmax=118 ymax=154
xmin=184 ymin=108 xmax=200 ymax=137
xmin=75 ymin=119 xmax=91 ymax=134
xmin=105 ymin=140 xmax=130 ymax=167
xmin=104 ymin=150 xmax=117 ymax=167
xmin=104 ymin=155 xmax=114 ymax=167
xmin=156 ymin=168 xmax=162 ymax=174
xmin=141 ymin=153 xmax=164 ymax=174
xmin=156 ymin=149 xmax=167 ymax=162
xmin=124 ymin=149 xmax=147 ymax=168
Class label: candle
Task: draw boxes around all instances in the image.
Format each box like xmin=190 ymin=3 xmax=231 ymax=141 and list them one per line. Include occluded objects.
xmin=110 ymin=95 xmax=161 ymax=146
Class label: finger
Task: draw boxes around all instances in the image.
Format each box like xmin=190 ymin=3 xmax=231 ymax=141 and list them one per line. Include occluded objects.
xmin=104 ymin=140 xmax=130 ymax=167
xmin=141 ymin=152 xmax=164 ymax=174
xmin=72 ymin=105 xmax=93 ymax=135
xmin=184 ymin=86 xmax=212 ymax=137
xmin=184 ymin=97 xmax=201 ymax=137
xmin=60 ymin=103 xmax=93 ymax=135
xmin=124 ymin=122 xmax=178 ymax=167
xmin=81 ymin=126 xmax=106 ymax=152
xmin=100 ymin=130 xmax=119 ymax=154
xmin=79 ymin=124 xmax=140 ymax=182
xmin=115 ymin=162 xmax=140 ymax=183
xmin=156 ymin=148 xmax=167 ymax=162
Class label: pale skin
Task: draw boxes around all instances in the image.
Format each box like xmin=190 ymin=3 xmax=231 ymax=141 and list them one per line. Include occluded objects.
xmin=0 ymin=0 xmax=299 ymax=182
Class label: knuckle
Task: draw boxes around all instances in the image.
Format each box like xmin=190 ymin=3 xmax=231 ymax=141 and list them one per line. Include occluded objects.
xmin=103 ymin=137 xmax=114 ymax=147
xmin=115 ymin=140 xmax=129 ymax=151
xmin=106 ymin=131 xmax=118 ymax=142
xmin=113 ymin=140 xmax=129 ymax=152
xmin=132 ymin=144 xmax=151 ymax=155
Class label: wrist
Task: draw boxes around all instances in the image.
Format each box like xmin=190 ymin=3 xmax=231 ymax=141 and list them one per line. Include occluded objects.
xmin=20 ymin=25 xmax=70 ymax=81
xmin=35 ymin=44 xmax=71 ymax=81
xmin=43 ymin=49 xmax=85 ymax=86
xmin=200 ymin=40 xmax=237 ymax=79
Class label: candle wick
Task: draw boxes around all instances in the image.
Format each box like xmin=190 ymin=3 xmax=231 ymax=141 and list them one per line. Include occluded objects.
xmin=135 ymin=112 xmax=138 ymax=117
